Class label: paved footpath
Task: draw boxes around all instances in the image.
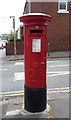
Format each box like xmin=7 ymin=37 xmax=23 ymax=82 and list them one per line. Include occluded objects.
xmin=1 ymin=89 xmax=70 ymax=119
xmin=2 ymin=51 xmax=71 ymax=61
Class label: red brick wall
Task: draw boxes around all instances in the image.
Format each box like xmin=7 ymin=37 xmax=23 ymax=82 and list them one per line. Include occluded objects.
xmin=24 ymin=2 xmax=70 ymax=51
xmin=6 ymin=42 xmax=24 ymax=55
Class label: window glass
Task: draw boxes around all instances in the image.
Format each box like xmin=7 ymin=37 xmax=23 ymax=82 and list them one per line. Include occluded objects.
xmin=60 ymin=2 xmax=66 ymax=9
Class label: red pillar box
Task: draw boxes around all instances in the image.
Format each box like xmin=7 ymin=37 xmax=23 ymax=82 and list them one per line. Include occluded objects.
xmin=20 ymin=13 xmax=51 ymax=113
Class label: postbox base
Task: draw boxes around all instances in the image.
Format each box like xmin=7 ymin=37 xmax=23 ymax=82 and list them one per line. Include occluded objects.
xmin=24 ymin=85 xmax=46 ymax=113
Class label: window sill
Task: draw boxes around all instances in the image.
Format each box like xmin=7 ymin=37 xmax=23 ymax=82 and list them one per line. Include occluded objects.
xmin=57 ymin=10 xmax=69 ymax=13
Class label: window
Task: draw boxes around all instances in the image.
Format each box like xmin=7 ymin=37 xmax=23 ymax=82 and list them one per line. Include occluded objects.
xmin=58 ymin=0 xmax=69 ymax=13
xmin=60 ymin=2 xmax=66 ymax=10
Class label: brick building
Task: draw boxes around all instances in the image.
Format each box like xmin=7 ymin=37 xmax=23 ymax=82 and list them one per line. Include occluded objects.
xmin=16 ymin=25 xmax=23 ymax=39
xmin=23 ymin=0 xmax=71 ymax=51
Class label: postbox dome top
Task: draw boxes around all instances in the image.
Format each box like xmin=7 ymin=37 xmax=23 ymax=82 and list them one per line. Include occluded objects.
xmin=20 ymin=13 xmax=52 ymax=25
xmin=23 ymin=13 xmax=50 ymax=16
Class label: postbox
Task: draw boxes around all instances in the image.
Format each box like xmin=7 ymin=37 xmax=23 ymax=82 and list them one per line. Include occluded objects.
xmin=20 ymin=13 xmax=51 ymax=112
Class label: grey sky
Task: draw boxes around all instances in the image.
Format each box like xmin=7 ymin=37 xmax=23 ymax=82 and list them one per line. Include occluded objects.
xmin=0 ymin=0 xmax=26 ymax=35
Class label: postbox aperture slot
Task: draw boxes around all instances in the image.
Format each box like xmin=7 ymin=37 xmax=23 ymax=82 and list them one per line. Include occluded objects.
xmin=30 ymin=30 xmax=43 ymax=33
xmin=32 ymin=38 xmax=41 ymax=52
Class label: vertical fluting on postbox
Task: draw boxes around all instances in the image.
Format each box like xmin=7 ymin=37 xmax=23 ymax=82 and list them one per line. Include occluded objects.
xmin=20 ymin=13 xmax=51 ymax=112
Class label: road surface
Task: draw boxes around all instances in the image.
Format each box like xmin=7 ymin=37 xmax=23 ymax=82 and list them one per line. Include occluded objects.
xmin=0 ymin=49 xmax=71 ymax=96
xmin=1 ymin=57 xmax=71 ymax=92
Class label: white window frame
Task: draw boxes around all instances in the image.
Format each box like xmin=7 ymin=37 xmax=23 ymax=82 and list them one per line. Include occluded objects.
xmin=57 ymin=0 xmax=69 ymax=13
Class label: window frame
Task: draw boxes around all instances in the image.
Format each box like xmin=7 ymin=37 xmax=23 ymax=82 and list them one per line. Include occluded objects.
xmin=57 ymin=0 xmax=69 ymax=13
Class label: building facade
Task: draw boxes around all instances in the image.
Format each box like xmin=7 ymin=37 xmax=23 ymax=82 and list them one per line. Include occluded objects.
xmin=16 ymin=25 xmax=23 ymax=40
xmin=24 ymin=0 xmax=71 ymax=51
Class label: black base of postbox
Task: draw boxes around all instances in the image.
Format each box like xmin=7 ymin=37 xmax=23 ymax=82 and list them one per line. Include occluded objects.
xmin=24 ymin=85 xmax=46 ymax=113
